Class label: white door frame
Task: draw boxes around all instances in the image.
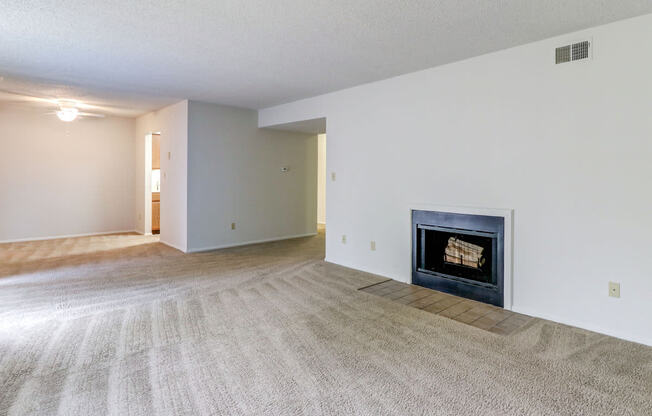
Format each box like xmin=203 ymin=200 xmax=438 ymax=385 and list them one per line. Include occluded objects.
xmin=144 ymin=133 xmax=153 ymax=235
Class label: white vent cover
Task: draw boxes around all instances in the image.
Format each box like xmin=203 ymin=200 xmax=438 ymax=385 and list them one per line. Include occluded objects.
xmin=555 ymin=40 xmax=591 ymax=64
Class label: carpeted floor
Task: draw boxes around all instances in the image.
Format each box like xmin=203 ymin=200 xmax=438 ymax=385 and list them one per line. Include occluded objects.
xmin=0 ymin=232 xmax=650 ymax=415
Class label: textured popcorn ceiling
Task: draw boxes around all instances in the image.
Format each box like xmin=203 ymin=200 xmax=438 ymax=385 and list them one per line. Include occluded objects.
xmin=1 ymin=1 xmax=651 ymax=114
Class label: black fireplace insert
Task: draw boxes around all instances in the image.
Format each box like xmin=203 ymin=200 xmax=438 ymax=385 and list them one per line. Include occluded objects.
xmin=412 ymin=210 xmax=504 ymax=307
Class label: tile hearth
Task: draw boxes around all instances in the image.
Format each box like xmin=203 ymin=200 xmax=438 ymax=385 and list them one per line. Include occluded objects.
xmin=359 ymin=279 xmax=533 ymax=335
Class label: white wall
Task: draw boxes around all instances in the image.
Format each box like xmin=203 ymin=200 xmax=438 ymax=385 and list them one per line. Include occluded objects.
xmin=187 ymin=101 xmax=317 ymax=252
xmin=135 ymin=101 xmax=188 ymax=251
xmin=0 ymin=105 xmax=136 ymax=242
xmin=317 ymin=134 xmax=326 ymax=224
xmin=258 ymin=14 xmax=652 ymax=346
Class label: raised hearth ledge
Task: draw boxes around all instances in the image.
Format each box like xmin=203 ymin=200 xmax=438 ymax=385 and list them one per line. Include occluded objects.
xmin=409 ymin=204 xmax=514 ymax=310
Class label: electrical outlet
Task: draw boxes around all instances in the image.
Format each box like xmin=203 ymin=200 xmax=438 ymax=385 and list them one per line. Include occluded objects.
xmin=341 ymin=235 xmax=346 ymax=244
xmin=608 ymin=282 xmax=620 ymax=298
xmin=231 ymin=222 xmax=236 ymax=230
xmin=370 ymin=241 xmax=376 ymax=251
xmin=331 ymin=172 xmax=336 ymax=181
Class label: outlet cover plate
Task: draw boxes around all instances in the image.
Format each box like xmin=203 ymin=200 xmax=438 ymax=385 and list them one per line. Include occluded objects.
xmin=608 ymin=282 xmax=620 ymax=298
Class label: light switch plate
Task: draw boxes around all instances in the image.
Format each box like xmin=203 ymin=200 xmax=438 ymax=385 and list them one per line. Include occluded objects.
xmin=168 ymin=151 xmax=171 ymax=160
xmin=341 ymin=235 xmax=346 ymax=244
xmin=608 ymin=282 xmax=620 ymax=298
xmin=331 ymin=172 xmax=336 ymax=181
xmin=231 ymin=222 xmax=236 ymax=230
xmin=370 ymin=241 xmax=376 ymax=251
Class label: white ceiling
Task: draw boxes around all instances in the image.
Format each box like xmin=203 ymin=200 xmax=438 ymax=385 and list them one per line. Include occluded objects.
xmin=1 ymin=1 xmax=651 ymax=115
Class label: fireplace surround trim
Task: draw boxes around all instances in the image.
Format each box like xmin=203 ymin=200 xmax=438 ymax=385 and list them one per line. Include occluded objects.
xmin=408 ymin=204 xmax=514 ymax=310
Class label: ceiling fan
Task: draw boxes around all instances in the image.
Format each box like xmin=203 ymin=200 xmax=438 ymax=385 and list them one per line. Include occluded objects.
xmin=0 ymin=90 xmax=106 ymax=122
xmin=48 ymin=100 xmax=105 ymax=122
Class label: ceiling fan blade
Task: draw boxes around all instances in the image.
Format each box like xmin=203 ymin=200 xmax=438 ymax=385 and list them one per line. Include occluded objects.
xmin=77 ymin=112 xmax=105 ymax=118
xmin=0 ymin=90 xmax=58 ymax=106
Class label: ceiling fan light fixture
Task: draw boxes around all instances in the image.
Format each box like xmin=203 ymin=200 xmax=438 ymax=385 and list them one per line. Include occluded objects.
xmin=57 ymin=107 xmax=78 ymax=122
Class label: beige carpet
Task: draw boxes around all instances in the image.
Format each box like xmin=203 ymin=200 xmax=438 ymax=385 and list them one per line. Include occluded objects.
xmin=0 ymin=232 xmax=650 ymax=415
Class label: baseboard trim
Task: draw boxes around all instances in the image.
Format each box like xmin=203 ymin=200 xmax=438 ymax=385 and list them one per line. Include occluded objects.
xmin=188 ymin=232 xmax=318 ymax=253
xmin=511 ymin=305 xmax=651 ymax=347
xmin=0 ymin=230 xmax=139 ymax=244
xmin=159 ymin=239 xmax=187 ymax=253
xmin=326 ymin=258 xmax=404 ymax=283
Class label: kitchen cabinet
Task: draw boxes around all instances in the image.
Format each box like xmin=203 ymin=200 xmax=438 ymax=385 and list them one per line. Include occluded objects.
xmin=152 ymin=192 xmax=160 ymax=232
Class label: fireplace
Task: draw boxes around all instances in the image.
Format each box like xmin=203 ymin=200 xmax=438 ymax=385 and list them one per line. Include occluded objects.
xmin=412 ymin=210 xmax=504 ymax=307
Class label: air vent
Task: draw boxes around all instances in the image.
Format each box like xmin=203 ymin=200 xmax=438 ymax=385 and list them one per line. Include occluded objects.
xmin=555 ymin=40 xmax=591 ymax=64
xmin=555 ymin=45 xmax=571 ymax=64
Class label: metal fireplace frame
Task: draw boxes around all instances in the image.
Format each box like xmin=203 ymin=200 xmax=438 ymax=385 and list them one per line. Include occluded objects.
xmin=412 ymin=210 xmax=505 ymax=307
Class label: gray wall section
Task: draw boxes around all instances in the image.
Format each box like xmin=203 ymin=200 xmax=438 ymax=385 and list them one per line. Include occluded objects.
xmin=187 ymin=101 xmax=317 ymax=252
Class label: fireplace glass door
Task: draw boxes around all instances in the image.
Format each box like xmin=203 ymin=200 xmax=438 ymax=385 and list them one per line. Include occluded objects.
xmin=417 ymin=225 xmax=497 ymax=287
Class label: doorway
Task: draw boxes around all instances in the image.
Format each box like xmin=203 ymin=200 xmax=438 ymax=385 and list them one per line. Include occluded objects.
xmin=317 ymin=134 xmax=326 ymax=232
xmin=151 ymin=133 xmax=161 ymax=234
xmin=144 ymin=132 xmax=161 ymax=236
